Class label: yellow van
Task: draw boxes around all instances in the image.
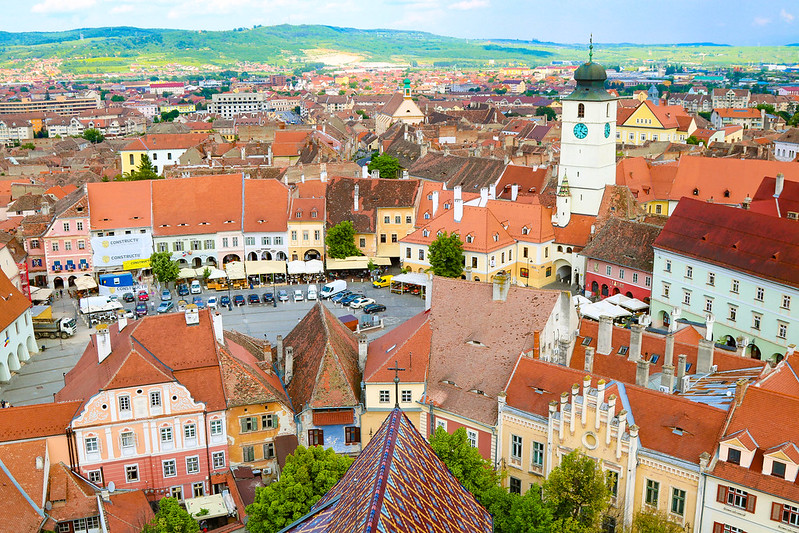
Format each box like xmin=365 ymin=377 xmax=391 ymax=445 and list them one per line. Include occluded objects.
xmin=372 ymin=274 xmax=393 ymax=288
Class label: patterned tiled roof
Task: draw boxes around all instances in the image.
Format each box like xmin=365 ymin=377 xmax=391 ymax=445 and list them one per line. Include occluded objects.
xmin=282 ymin=409 xmax=492 ymax=533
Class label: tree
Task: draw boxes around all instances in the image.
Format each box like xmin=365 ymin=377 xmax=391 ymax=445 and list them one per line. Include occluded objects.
xmin=142 ymin=497 xmax=199 ymax=533
xmin=111 ymin=94 xmax=125 ymax=102
xmin=685 ymin=135 xmax=700 ymax=145
xmin=123 ymin=154 xmax=160 ymax=181
xmin=160 ymin=109 xmax=180 ymax=122
xmin=82 ymin=128 xmax=105 ymax=143
xmin=428 ymin=426 xmax=499 ymax=500
xmin=535 ymin=106 xmax=557 ymax=121
xmin=245 ymin=446 xmax=353 ymax=533
xmin=150 ymin=251 xmax=180 ymax=285
xmin=367 ymin=154 xmax=400 ymax=179
xmin=428 ymin=232 xmax=464 ymax=278
xmin=543 ymin=450 xmax=610 ymax=532
xmin=630 ymin=510 xmax=685 ymax=533
xmin=325 ymin=221 xmax=362 ymax=259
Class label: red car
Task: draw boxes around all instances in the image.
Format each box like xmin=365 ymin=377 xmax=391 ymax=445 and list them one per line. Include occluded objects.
xmin=137 ymin=290 xmax=149 ymax=301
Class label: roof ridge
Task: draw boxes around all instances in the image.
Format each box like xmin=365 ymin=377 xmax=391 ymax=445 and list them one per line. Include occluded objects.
xmin=363 ymin=409 xmax=401 ymax=531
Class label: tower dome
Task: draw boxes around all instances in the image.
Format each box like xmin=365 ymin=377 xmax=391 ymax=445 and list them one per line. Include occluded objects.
xmin=564 ymin=36 xmax=613 ymax=101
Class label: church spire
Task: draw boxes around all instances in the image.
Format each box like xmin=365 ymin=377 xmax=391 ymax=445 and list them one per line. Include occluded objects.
xmin=558 ymin=174 xmax=571 ymax=196
xmin=589 ymin=34 xmax=593 ymax=63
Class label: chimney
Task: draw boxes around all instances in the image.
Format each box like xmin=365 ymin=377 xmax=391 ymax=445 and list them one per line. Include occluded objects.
xmin=559 ymin=337 xmax=570 ymax=366
xmin=402 ymin=169 xmax=409 ymax=179
xmin=361 ymin=165 xmax=369 ymax=179
xmin=664 ymin=332 xmax=675 ymax=368
xmin=431 ymin=190 xmax=439 ymax=216
xmin=212 ymin=312 xmax=224 ymax=345
xmin=511 ymin=183 xmax=519 ymax=202
xmin=489 ymin=183 xmax=496 ymax=199
xmin=284 ymin=346 xmax=294 ymax=385
xmin=636 ymin=359 xmax=650 ymax=388
xmin=775 ymin=172 xmax=784 ymax=198
xmin=480 ymin=187 xmax=488 ymax=204
xmin=606 ymin=395 xmax=617 ymax=445
xmin=184 ymin=305 xmax=199 ymax=326
xmin=320 ymin=163 xmax=328 ymax=182
xmin=584 ymin=346 xmax=595 ymax=373
xmin=661 ymin=365 xmax=674 ymax=392
xmin=301 ymin=173 xmax=305 ymax=183
xmin=696 ymin=338 xmax=714 ymax=374
xmin=492 ymin=272 xmax=510 ymax=301
xmin=669 ymin=307 xmax=681 ymax=333
xmin=96 ymin=324 xmax=112 ymax=363
xmin=676 ymin=353 xmax=687 ymax=391
xmin=705 ymin=312 xmax=715 ymax=341
xmin=358 ymin=335 xmax=368 ymax=371
xmin=734 ymin=378 xmax=748 ymax=407
xmin=581 ymin=375 xmax=591 ymax=426
xmin=371 ymin=169 xmax=380 ymax=180
xmin=597 ymin=316 xmax=613 ymax=355
xmin=454 ymin=198 xmax=463 ymax=223
xmin=629 ymin=323 xmax=644 ymax=362
xmin=353 ymin=184 xmax=359 ymax=212
xmin=117 ymin=314 xmax=128 ymax=332
xmin=276 ymin=335 xmax=284 ymax=371
xmin=454 ymin=184 xmax=462 ymax=202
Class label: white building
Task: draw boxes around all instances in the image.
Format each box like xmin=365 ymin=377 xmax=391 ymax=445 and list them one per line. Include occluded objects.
xmin=0 ymin=269 xmax=37 ymax=382
xmin=208 ymin=93 xmax=269 ymax=118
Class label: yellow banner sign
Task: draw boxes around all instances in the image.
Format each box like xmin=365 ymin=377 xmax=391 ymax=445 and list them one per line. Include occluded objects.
xmin=123 ymin=258 xmax=151 ymax=270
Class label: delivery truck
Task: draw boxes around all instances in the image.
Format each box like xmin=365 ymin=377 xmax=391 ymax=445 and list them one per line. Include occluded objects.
xmin=32 ymin=305 xmax=77 ymax=339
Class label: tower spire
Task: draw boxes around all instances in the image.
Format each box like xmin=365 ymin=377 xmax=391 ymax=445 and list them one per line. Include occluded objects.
xmin=589 ymin=34 xmax=593 ymax=63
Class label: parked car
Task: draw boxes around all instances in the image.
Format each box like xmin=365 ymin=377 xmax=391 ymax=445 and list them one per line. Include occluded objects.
xmin=190 ymin=280 xmax=202 ymax=294
xmin=161 ymin=289 xmax=172 ymax=301
xmin=363 ymin=303 xmax=386 ymax=314
xmin=340 ymin=293 xmax=364 ymax=306
xmin=233 ymin=294 xmax=245 ymax=306
xmin=207 ymin=296 xmax=218 ymax=309
xmin=122 ymin=292 xmax=135 ymax=303
xmin=135 ymin=303 xmax=148 ymax=317
xmin=157 ymin=301 xmax=174 ymax=313
xmin=331 ymin=290 xmax=353 ymax=303
xmin=177 ymin=283 xmax=190 ymax=296
xmin=293 ymin=289 xmax=304 ymax=302
xmin=278 ymin=290 xmax=289 ymax=302
xmin=137 ymin=290 xmax=149 ymax=301
xmin=220 ymin=295 xmax=231 ymax=308
xmin=307 ymin=284 xmax=318 ymax=300
xmin=262 ymin=292 xmax=275 ymax=304
xmin=192 ymin=296 xmax=205 ymax=309
xmin=373 ymin=275 xmax=393 ymax=288
xmin=320 ymin=280 xmax=347 ymax=299
xmin=248 ymin=293 xmax=261 ymax=305
xmin=349 ymin=297 xmax=375 ymax=309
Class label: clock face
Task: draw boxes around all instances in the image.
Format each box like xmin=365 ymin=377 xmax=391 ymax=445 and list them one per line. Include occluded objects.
xmin=573 ymin=122 xmax=588 ymax=139
xmin=604 ymin=123 xmax=611 ymax=138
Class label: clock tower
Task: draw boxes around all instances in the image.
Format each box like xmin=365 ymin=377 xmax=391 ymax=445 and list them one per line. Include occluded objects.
xmin=558 ymin=40 xmax=617 ymax=217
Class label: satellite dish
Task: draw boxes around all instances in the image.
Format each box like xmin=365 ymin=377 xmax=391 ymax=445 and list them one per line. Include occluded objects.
xmin=107 ymin=481 xmax=116 ymax=493
xmin=45 ymin=501 xmax=52 ymax=511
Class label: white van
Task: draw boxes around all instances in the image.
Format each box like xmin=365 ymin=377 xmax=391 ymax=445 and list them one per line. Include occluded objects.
xmin=320 ymin=280 xmax=347 ymax=299
xmin=307 ymin=284 xmax=318 ymax=300
xmin=190 ymin=280 xmax=202 ymax=294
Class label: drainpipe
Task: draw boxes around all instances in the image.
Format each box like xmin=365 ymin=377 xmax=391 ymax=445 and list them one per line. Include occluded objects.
xmin=204 ymin=409 xmax=212 ymax=494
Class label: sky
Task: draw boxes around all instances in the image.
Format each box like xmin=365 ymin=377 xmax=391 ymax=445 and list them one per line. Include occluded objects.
xmin=2 ymin=0 xmax=797 ymax=46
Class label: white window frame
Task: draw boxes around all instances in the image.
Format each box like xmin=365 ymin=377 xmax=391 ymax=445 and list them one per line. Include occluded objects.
xmin=466 ymin=429 xmax=478 ymax=448
xmin=162 ymin=459 xmax=177 ymax=478
xmin=212 ymin=451 xmax=225 ymax=469
xmin=210 ymin=419 xmax=223 ymax=436
xmin=186 ymin=455 xmax=200 ymax=474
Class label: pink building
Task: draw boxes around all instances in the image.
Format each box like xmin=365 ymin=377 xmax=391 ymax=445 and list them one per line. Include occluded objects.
xmin=56 ymin=308 xmax=231 ymax=503
xmin=43 ymin=187 xmax=93 ymax=289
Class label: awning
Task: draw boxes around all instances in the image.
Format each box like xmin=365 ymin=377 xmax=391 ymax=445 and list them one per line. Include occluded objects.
xmin=184 ymin=494 xmax=231 ymax=520
xmin=225 ymin=261 xmax=246 ymax=279
xmin=306 ymin=259 xmax=324 ymax=274
xmin=245 ymin=260 xmax=286 ymax=276
xmin=30 ymin=288 xmax=53 ymax=302
xmin=325 ymin=256 xmax=391 ymax=270
xmin=579 ymin=300 xmax=632 ymax=321
xmin=178 ymin=267 xmax=196 ymax=279
xmin=31 ymin=304 xmax=52 ymax=320
xmin=205 ymin=267 xmax=228 ymax=280
xmin=312 ymin=408 xmax=354 ymax=426
xmin=605 ymin=294 xmax=649 ymax=312
xmin=74 ymin=275 xmax=97 ymax=290
xmin=287 ymin=260 xmax=307 ymax=275
xmin=390 ymin=272 xmax=430 ymax=286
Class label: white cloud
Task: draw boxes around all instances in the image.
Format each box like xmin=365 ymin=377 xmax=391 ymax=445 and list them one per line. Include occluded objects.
xmin=752 ymin=16 xmax=771 ymax=26
xmin=780 ymin=9 xmax=794 ymax=23
xmin=449 ymin=0 xmax=488 ymax=9
xmin=31 ymin=0 xmax=96 ymax=14
xmin=110 ymin=4 xmax=135 ymax=14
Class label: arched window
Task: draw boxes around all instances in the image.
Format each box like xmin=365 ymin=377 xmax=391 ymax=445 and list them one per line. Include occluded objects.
xmin=577 ymin=103 xmax=585 ymax=119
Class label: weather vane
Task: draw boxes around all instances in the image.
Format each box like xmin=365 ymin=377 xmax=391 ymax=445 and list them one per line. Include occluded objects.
xmin=388 ymin=359 xmax=406 ymax=408
xmin=589 ymin=34 xmax=594 ymax=62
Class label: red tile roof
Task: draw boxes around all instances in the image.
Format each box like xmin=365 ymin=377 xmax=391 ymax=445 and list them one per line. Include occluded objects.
xmin=103 ymin=490 xmax=155 ymax=533
xmin=220 ymin=333 xmax=290 ymax=407
xmin=0 ymin=440 xmax=48 ymax=532
xmin=87 ymin=181 xmax=152 ymax=230
xmin=243 ymin=179 xmax=289 ymax=233
xmin=152 ymin=173 xmax=243 ymax=236
xmin=654 ymin=198 xmax=799 ymax=289
xmin=47 ymin=463 xmax=98 ymax=523
xmin=0 ymin=268 xmax=31 ymax=334
xmin=0 ymin=402 xmax=82 ymax=443
xmin=403 ymin=205 xmax=515 ymax=254
xmin=312 ymin=408 xmax=354 ymax=426
xmin=364 ymin=310 xmax=430 ymax=383
xmin=288 ymin=197 xmax=324 ymax=222
xmin=121 ymin=133 xmax=209 ymax=152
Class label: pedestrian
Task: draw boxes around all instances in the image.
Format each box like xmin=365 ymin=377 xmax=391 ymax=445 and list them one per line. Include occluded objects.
xmin=59 ymin=288 xmax=63 ymax=298
xmin=0 ymin=400 xmax=5 ymax=409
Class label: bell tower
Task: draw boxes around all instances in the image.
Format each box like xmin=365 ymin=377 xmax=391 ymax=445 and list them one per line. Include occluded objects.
xmin=558 ymin=37 xmax=617 ymax=217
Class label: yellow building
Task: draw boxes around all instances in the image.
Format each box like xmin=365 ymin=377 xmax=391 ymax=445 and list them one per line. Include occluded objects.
xmin=617 ymin=100 xmax=696 ymax=146
xmin=375 ymin=79 xmax=425 ymax=135
xmin=160 ymin=103 xmax=197 ymax=114
xmin=497 ymin=357 xmax=726 ymax=530
xmin=288 ymin=197 xmax=325 ymax=261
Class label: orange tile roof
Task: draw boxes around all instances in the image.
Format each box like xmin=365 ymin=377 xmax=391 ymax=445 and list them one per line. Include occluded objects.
xmin=486 ymin=198 xmax=554 ymax=243
xmin=152 ymin=174 xmax=243 ymax=236
xmin=414 ymin=181 xmax=479 ymax=224
xmin=364 ymin=310 xmax=430 ymax=383
xmin=403 ymin=205 xmax=515 ymax=254
xmin=103 ymin=490 xmax=155 ymax=533
xmin=47 ymin=463 xmax=98 ymax=523
xmin=295 ymin=179 xmax=327 ymax=199
xmin=552 ymin=214 xmax=596 ymax=247
xmin=755 ymin=353 xmax=799 ymax=397
xmin=288 ymin=197 xmax=324 ymax=222
xmin=243 ymin=179 xmax=289 ymax=233
xmin=88 ymin=181 xmax=152 ymax=230
xmin=0 ymin=440 xmax=47 ymax=532
xmin=0 ymin=268 xmax=31 ymax=333
xmin=0 ymin=401 xmax=82 ymax=443
xmin=121 ymin=133 xmax=209 ymax=152
xmin=714 ymin=107 xmax=762 ymax=119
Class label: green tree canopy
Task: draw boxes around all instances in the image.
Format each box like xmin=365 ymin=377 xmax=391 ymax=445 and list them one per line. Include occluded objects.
xmin=428 ymin=426 xmax=499 ymax=500
xmin=686 ymin=135 xmax=700 ymax=145
xmin=111 ymin=94 xmax=125 ymax=102
xmin=160 ymin=109 xmax=180 ymax=122
xmin=325 ymin=220 xmax=362 ymax=259
xmin=82 ymin=128 xmax=105 ymax=143
xmin=535 ymin=106 xmax=557 ymax=121
xmin=122 ymin=154 xmax=161 ymax=181
xmin=150 ymin=251 xmax=180 ymax=285
xmin=142 ymin=497 xmax=199 ymax=533
xmin=543 ymin=450 xmax=610 ymax=532
xmin=631 ymin=510 xmax=686 ymax=533
xmin=367 ymin=154 xmax=401 ymax=179
xmin=245 ymin=446 xmax=353 ymax=533
xmin=428 ymin=231 xmax=464 ymax=278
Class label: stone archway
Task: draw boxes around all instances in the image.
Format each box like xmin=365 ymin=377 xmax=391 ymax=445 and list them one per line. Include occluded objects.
xmin=591 ymin=281 xmax=599 ymax=295
xmin=16 ymin=342 xmax=29 ymax=364
xmin=304 ymin=249 xmax=321 ymax=261
xmin=223 ymin=254 xmax=240 ymax=264
xmin=612 ymin=287 xmax=621 ymax=295
xmin=0 ymin=359 xmax=9 ymax=382
xmin=192 ymin=257 xmax=203 ymax=268
xmin=67 ymin=275 xmax=77 ymax=288
xmin=6 ymin=349 xmax=20 ymax=372
xmin=554 ymin=260 xmax=572 ymax=283
xmin=247 ymin=252 xmax=258 ymax=261
xmin=261 ymin=251 xmax=273 ymax=260
xmin=722 ymin=335 xmax=737 ymax=348
xmin=601 ymin=284 xmax=609 ymax=297
xmin=275 ymin=252 xmax=287 ymax=261
xmin=747 ymin=343 xmax=761 ymax=360
xmin=625 ymin=291 xmax=634 ymax=298
xmin=53 ymin=277 xmax=65 ymax=289
xmin=27 ymin=335 xmax=37 ymax=355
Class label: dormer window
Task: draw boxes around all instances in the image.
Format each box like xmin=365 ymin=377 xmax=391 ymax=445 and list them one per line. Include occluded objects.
xmin=444 ymin=202 xmax=451 ymax=209
xmin=311 ymin=209 xmax=318 ymax=218
xmin=424 ymin=212 xmax=430 ymax=220
xmin=772 ymin=461 xmax=787 ymax=479
xmin=492 ymin=233 xmax=499 ymax=242
xmin=423 ymin=229 xmax=429 ymax=237
xmin=521 ymin=226 xmax=529 ymax=235
xmin=295 ymin=211 xmax=302 ymax=218
xmin=727 ymin=448 xmax=741 ymax=465
xmin=466 ymin=234 xmax=474 ymax=243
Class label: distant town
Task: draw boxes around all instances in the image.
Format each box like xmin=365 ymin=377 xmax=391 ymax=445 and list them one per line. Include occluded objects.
xmin=0 ymin=27 xmax=798 ymax=533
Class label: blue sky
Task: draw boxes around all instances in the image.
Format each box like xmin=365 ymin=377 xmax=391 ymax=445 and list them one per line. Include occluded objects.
xmin=5 ymin=0 xmax=798 ymax=45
